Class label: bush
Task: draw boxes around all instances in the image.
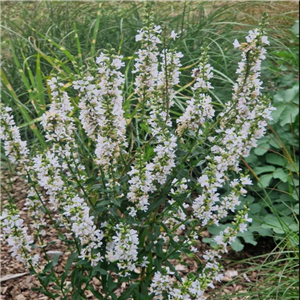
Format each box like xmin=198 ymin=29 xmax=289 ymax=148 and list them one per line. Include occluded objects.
xmin=0 ymin=7 xmax=276 ymax=299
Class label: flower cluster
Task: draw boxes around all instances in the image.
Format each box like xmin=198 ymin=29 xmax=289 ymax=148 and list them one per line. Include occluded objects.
xmin=0 ymin=208 xmax=40 ymax=268
xmin=64 ymin=195 xmax=104 ymax=266
xmin=0 ymin=105 xmax=46 ymax=263
xmin=133 ymin=24 xmax=162 ymax=99
xmin=1 ymin=78 xmax=104 ymax=268
xmin=73 ymin=52 xmax=127 ymax=170
xmin=192 ymin=23 xmax=272 ymax=227
xmin=41 ymin=77 xmax=76 ymax=158
xmin=150 ymin=267 xmax=207 ymax=300
xmin=177 ymin=48 xmax=215 ymax=136
xmin=149 ymin=267 xmax=175 ymax=298
xmin=106 ymin=223 xmax=139 ymax=276
xmin=39 ymin=78 xmax=104 ymax=266
xmin=127 ymin=24 xmax=182 ymax=214
xmin=0 ymin=104 xmax=29 ymax=167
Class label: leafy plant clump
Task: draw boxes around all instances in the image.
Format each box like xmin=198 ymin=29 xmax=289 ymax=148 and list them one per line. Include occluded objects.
xmin=1 ymin=10 xmax=274 ymax=300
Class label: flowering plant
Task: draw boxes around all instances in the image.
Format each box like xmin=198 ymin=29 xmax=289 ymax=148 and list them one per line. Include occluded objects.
xmin=0 ymin=10 xmax=273 ymax=300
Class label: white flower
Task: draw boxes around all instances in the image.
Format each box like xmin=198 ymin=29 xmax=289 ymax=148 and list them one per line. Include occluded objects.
xmin=233 ymin=39 xmax=240 ymax=48
xmin=170 ymin=30 xmax=178 ymax=40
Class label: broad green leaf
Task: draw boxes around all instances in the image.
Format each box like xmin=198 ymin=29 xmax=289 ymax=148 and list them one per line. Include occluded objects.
xmin=292 ymin=204 xmax=299 ymax=214
xmin=237 ymin=231 xmax=257 ymax=246
xmin=292 ymin=178 xmax=299 ymax=186
xmin=271 ymin=103 xmax=285 ymax=123
xmin=279 ymin=104 xmax=299 ymax=126
xmin=258 ymin=173 xmax=273 ymax=188
xmin=265 ymin=153 xmax=286 ymax=167
xmin=292 ymin=190 xmax=299 ymax=200
xmin=254 ymin=143 xmax=269 ymax=156
xmin=281 ymin=216 xmax=298 ymax=225
xmin=249 ymin=223 xmax=272 ymax=236
xmin=262 ymin=215 xmax=295 ymax=234
xmin=269 ymin=138 xmax=281 ymax=149
xmin=290 ymin=224 xmax=299 ymax=233
xmin=275 ymin=193 xmax=294 ymax=204
xmin=207 ymin=224 xmax=228 ymax=235
xmin=244 ymin=195 xmax=255 ymax=204
xmin=245 ymin=152 xmax=259 ymax=165
xmin=202 ymin=237 xmax=216 ymax=248
xmin=262 ymin=214 xmax=285 ymax=234
xmin=249 ymin=203 xmax=261 ymax=214
xmin=253 ymin=165 xmax=276 ymax=175
xmin=257 ymin=136 xmax=270 ymax=144
xmin=273 ymin=168 xmax=289 ymax=182
xmin=274 ymin=85 xmax=299 ymax=103
xmin=230 ymin=238 xmax=244 ymax=251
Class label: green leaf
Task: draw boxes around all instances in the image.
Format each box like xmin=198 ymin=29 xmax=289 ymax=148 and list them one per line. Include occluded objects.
xmin=230 ymin=238 xmax=244 ymax=251
xmin=253 ymin=165 xmax=276 ymax=175
xmin=244 ymin=195 xmax=255 ymax=204
xmin=237 ymin=231 xmax=257 ymax=246
xmin=119 ymin=283 xmax=139 ymax=300
xmin=207 ymin=224 xmax=228 ymax=235
xmin=265 ymin=153 xmax=286 ymax=167
xmin=61 ymin=252 xmax=77 ymax=287
xmin=249 ymin=223 xmax=272 ymax=236
xmin=254 ymin=143 xmax=270 ymax=156
xmin=273 ymin=168 xmax=289 ymax=182
xmin=271 ymin=103 xmax=285 ymax=123
xmin=279 ymin=104 xmax=299 ymax=126
xmin=292 ymin=204 xmax=299 ymax=214
xmin=262 ymin=214 xmax=285 ymax=234
xmin=245 ymin=152 xmax=259 ymax=165
xmin=268 ymin=138 xmax=281 ymax=149
xmin=249 ymin=203 xmax=261 ymax=214
xmin=202 ymin=237 xmax=216 ymax=248
xmin=258 ymin=173 xmax=273 ymax=188
xmin=289 ymin=223 xmax=299 ymax=233
xmin=292 ymin=190 xmax=298 ymax=200
xmin=91 ymin=265 xmax=108 ymax=276
xmin=43 ymin=261 xmax=54 ymax=273
xmin=37 ymin=273 xmax=51 ymax=286
xmin=274 ymin=85 xmax=299 ymax=103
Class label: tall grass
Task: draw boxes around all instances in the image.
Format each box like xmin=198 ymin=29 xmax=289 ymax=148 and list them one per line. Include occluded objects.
xmin=2 ymin=1 xmax=298 ymax=111
xmin=208 ymin=245 xmax=299 ymax=299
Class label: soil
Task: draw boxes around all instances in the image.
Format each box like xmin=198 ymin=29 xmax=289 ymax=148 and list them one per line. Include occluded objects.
xmin=0 ymin=169 xmax=276 ymax=300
